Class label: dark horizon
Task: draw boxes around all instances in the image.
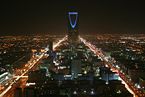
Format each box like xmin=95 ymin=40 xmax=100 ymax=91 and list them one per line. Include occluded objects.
xmin=0 ymin=0 xmax=145 ymax=35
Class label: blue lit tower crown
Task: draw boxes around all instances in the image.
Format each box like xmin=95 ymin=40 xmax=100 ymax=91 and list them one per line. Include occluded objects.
xmin=67 ymin=11 xmax=79 ymax=43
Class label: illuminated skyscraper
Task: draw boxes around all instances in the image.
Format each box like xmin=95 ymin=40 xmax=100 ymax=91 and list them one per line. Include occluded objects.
xmin=67 ymin=11 xmax=79 ymax=43
xmin=71 ymin=59 xmax=81 ymax=79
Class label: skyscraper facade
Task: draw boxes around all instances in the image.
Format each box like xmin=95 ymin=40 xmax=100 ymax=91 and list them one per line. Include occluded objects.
xmin=67 ymin=11 xmax=79 ymax=43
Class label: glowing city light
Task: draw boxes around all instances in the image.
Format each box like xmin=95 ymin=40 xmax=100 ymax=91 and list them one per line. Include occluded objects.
xmin=53 ymin=35 xmax=68 ymax=50
xmin=68 ymin=12 xmax=78 ymax=29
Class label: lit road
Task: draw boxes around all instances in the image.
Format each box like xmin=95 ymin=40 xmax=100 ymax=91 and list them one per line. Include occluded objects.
xmin=0 ymin=35 xmax=68 ymax=97
xmin=0 ymin=54 xmax=44 ymax=97
xmin=79 ymin=36 xmax=145 ymax=97
xmin=53 ymin=35 xmax=68 ymax=50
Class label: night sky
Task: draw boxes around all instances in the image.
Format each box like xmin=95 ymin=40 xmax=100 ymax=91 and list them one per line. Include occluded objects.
xmin=0 ymin=0 xmax=145 ymax=35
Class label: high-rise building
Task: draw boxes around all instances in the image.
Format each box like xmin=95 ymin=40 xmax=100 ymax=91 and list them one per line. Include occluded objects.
xmin=48 ymin=41 xmax=53 ymax=51
xmin=14 ymin=88 xmax=22 ymax=97
xmin=67 ymin=11 xmax=79 ymax=43
xmin=71 ymin=59 xmax=81 ymax=79
xmin=23 ymin=87 xmax=35 ymax=97
xmin=47 ymin=40 xmax=54 ymax=65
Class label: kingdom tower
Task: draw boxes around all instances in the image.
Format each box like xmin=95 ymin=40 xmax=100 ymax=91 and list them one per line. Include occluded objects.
xmin=67 ymin=11 xmax=79 ymax=43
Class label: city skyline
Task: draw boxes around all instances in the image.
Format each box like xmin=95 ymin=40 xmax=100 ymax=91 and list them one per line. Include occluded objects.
xmin=0 ymin=0 xmax=145 ymax=35
xmin=0 ymin=5 xmax=145 ymax=96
